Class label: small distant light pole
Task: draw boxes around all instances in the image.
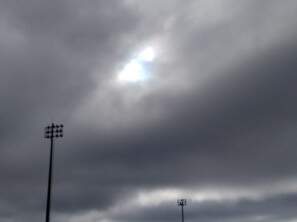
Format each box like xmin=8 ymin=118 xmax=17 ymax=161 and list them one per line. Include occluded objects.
xmin=44 ymin=123 xmax=63 ymax=222
xmin=177 ymin=199 xmax=187 ymax=222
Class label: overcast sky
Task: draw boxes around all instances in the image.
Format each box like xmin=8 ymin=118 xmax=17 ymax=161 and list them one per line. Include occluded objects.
xmin=1 ymin=1 xmax=297 ymax=222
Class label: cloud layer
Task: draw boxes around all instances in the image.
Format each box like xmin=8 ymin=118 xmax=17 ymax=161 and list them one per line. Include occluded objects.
xmin=1 ymin=1 xmax=297 ymax=222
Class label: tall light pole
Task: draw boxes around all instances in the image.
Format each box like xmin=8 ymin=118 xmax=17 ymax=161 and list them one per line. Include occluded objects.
xmin=44 ymin=123 xmax=63 ymax=222
xmin=177 ymin=199 xmax=187 ymax=222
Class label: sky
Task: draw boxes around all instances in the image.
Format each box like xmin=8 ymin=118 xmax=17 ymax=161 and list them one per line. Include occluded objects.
xmin=1 ymin=0 xmax=297 ymax=222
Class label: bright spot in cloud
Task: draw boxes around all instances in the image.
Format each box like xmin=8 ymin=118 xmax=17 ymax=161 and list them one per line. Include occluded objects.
xmin=117 ymin=46 xmax=156 ymax=83
xmin=118 ymin=60 xmax=146 ymax=82
xmin=138 ymin=47 xmax=156 ymax=62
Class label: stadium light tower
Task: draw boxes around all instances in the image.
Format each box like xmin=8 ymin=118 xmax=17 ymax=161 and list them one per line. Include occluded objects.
xmin=177 ymin=199 xmax=187 ymax=222
xmin=44 ymin=123 xmax=63 ymax=222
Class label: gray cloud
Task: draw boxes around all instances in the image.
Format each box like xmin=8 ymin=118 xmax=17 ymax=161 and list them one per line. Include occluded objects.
xmin=1 ymin=1 xmax=297 ymax=222
xmin=106 ymin=193 xmax=297 ymax=222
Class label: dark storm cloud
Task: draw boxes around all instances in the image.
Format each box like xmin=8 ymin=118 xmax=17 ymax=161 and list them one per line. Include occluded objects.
xmin=0 ymin=1 xmax=140 ymax=221
xmin=65 ymin=38 xmax=297 ymax=191
xmin=0 ymin=0 xmax=141 ymax=134
xmin=1 ymin=1 xmax=297 ymax=222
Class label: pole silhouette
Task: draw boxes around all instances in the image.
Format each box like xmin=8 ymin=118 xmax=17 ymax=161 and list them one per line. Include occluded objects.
xmin=177 ymin=199 xmax=187 ymax=222
xmin=44 ymin=123 xmax=63 ymax=222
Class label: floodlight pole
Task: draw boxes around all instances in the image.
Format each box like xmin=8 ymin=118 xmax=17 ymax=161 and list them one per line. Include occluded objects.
xmin=44 ymin=123 xmax=63 ymax=222
xmin=177 ymin=199 xmax=187 ymax=222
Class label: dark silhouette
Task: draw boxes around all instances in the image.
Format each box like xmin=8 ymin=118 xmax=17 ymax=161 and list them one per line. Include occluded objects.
xmin=44 ymin=123 xmax=64 ymax=222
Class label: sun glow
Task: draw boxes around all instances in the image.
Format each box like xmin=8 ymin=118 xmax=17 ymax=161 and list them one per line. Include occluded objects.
xmin=138 ymin=47 xmax=156 ymax=62
xmin=117 ymin=60 xmax=145 ymax=82
xmin=117 ymin=46 xmax=156 ymax=83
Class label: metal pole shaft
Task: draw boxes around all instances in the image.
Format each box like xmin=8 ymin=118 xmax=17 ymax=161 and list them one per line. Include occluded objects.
xmin=181 ymin=204 xmax=184 ymax=222
xmin=45 ymin=126 xmax=54 ymax=222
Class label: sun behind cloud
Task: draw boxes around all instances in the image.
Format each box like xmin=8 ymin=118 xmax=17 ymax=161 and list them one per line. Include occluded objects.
xmin=117 ymin=46 xmax=156 ymax=83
